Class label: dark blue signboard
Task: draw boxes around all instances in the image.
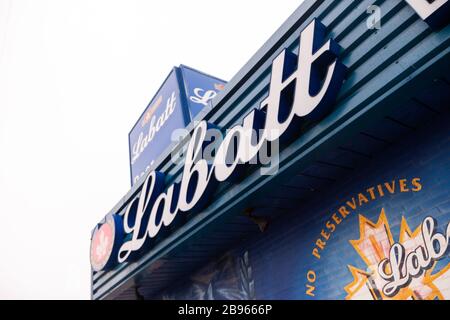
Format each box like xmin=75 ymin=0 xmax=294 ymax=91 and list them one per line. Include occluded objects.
xmin=180 ymin=65 xmax=227 ymax=120
xmin=128 ymin=69 xmax=189 ymax=186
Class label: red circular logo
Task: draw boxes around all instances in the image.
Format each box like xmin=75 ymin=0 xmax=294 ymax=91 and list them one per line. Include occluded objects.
xmin=90 ymin=217 xmax=115 ymax=272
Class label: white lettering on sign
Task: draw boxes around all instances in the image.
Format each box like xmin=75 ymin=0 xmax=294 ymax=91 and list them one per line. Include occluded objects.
xmin=113 ymin=19 xmax=347 ymax=266
xmin=189 ymin=88 xmax=218 ymax=107
xmin=131 ymin=91 xmax=177 ymax=165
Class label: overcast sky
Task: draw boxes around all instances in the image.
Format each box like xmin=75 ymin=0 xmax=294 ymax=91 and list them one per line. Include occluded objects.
xmin=0 ymin=0 xmax=304 ymax=299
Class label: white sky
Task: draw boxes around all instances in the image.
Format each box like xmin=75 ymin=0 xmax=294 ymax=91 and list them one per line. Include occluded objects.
xmin=0 ymin=0 xmax=304 ymax=299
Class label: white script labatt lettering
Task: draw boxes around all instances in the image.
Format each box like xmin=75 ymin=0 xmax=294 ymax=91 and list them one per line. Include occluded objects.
xmin=189 ymin=88 xmax=218 ymax=107
xmin=116 ymin=19 xmax=347 ymax=265
xmin=131 ymin=92 xmax=177 ymax=165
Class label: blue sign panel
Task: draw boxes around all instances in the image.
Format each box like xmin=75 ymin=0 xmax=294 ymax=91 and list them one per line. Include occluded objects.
xmin=128 ymin=69 xmax=189 ymax=186
xmin=180 ymin=65 xmax=227 ymax=120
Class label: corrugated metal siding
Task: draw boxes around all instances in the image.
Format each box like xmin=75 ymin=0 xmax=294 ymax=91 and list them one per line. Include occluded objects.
xmin=91 ymin=0 xmax=450 ymax=299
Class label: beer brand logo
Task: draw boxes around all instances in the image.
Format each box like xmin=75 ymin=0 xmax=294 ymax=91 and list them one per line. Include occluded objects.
xmin=189 ymin=88 xmax=218 ymax=107
xmin=189 ymin=83 xmax=225 ymax=107
xmin=92 ymin=18 xmax=347 ymax=271
xmin=345 ymin=209 xmax=450 ymax=300
xmin=90 ymin=215 xmax=123 ymax=272
xmin=116 ymin=18 xmax=346 ymax=266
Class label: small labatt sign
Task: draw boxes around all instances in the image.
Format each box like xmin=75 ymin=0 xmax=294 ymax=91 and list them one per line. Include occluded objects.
xmin=90 ymin=18 xmax=347 ymax=272
xmin=129 ymin=69 xmax=187 ymax=186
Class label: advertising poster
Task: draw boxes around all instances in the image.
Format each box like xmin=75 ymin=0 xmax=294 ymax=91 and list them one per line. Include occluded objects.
xmin=128 ymin=69 xmax=189 ymax=186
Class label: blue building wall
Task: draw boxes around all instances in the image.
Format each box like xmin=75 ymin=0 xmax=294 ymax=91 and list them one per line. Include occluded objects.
xmin=160 ymin=110 xmax=450 ymax=300
xmin=91 ymin=0 xmax=450 ymax=299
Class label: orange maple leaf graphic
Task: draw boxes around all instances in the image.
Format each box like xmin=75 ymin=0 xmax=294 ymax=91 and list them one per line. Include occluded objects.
xmin=344 ymin=209 xmax=450 ymax=300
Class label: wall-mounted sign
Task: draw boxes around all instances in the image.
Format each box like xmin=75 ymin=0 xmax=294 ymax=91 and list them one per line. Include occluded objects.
xmin=180 ymin=65 xmax=227 ymax=120
xmin=128 ymin=66 xmax=227 ymax=186
xmin=92 ymin=18 xmax=347 ymax=271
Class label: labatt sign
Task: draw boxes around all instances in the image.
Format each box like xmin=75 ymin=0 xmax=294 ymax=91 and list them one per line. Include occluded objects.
xmin=90 ymin=19 xmax=347 ymax=272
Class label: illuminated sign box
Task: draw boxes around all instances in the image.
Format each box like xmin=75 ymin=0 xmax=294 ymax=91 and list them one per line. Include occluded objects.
xmin=128 ymin=66 xmax=226 ymax=186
